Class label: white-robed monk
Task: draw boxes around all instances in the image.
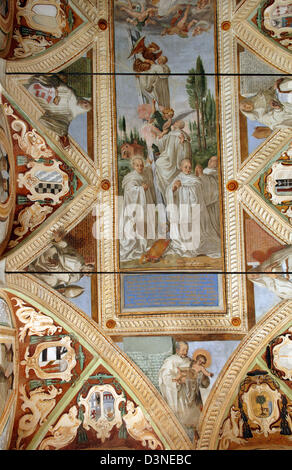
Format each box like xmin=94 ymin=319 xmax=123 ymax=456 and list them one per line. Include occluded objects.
xmin=248 ymin=245 xmax=292 ymax=299
xmin=158 ymin=342 xmax=191 ymax=427
xmin=119 ymin=156 xmax=156 ymax=262
xmin=158 ymin=341 xmax=210 ymax=438
xmin=27 ymin=74 xmax=91 ymax=147
xmin=239 ymin=78 xmax=292 ymax=137
xmin=165 ymin=158 xmax=221 ymax=259
xmin=155 ymin=120 xmax=192 ymax=203
xmin=143 ymin=56 xmax=171 ymax=108
xmin=196 ymin=156 xmax=220 ymax=237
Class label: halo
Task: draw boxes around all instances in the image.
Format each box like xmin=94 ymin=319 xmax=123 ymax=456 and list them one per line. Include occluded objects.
xmin=192 ymin=349 xmax=212 ymax=368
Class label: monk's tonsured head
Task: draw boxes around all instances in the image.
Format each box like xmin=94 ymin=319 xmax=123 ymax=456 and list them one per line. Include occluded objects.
xmin=208 ymin=155 xmax=218 ymax=168
xmin=180 ymin=158 xmax=192 ymax=175
xmin=176 ymin=341 xmax=189 ymax=358
xmin=239 ymin=100 xmax=254 ymax=113
xmin=131 ymin=156 xmax=145 ymax=173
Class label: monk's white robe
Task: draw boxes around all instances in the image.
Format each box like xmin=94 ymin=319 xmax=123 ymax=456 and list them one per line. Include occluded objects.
xmin=155 ymin=130 xmax=192 ymax=203
xmin=200 ymin=167 xmax=221 ymax=237
xmin=119 ymin=168 xmax=156 ymax=262
xmin=29 ymin=81 xmax=89 ymax=136
xmin=158 ymin=354 xmax=191 ymax=425
xmin=165 ymin=172 xmax=221 ymax=258
xmin=248 ymin=245 xmax=292 ymax=299
xmin=241 ymin=86 xmax=292 ymax=130
xmin=27 ymin=240 xmax=86 ymax=286
xmin=137 ymin=73 xmax=154 ymax=104
xmin=144 ymin=63 xmax=171 ymax=108
xmin=158 ymin=353 xmax=210 ymax=431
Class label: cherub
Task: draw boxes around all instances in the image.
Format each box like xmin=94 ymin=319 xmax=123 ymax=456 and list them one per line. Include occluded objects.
xmin=172 ymin=354 xmax=213 ymax=386
xmin=148 ymin=98 xmax=174 ymax=138
xmin=191 ymin=20 xmax=211 ymax=36
xmin=120 ymin=1 xmax=158 ymax=29
xmin=190 ymin=354 xmax=214 ymax=378
xmin=161 ymin=5 xmax=198 ymax=38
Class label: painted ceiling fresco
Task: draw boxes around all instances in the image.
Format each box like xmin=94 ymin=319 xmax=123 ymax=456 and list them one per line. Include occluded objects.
xmin=1 ymin=0 xmax=292 ymax=453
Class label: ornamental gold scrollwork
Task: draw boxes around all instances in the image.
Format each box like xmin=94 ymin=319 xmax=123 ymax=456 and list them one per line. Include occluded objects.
xmin=12 ymin=29 xmax=53 ymax=59
xmin=122 ymin=401 xmax=163 ymax=450
xmin=38 ymin=406 xmax=81 ymax=450
xmin=16 ymin=0 xmax=67 ymax=39
xmin=3 ymin=103 xmax=53 ymax=161
xmin=12 ymin=297 xmax=62 ymax=342
xmin=8 ymin=202 xmax=54 ymax=248
xmin=16 ymin=383 xmax=62 ymax=450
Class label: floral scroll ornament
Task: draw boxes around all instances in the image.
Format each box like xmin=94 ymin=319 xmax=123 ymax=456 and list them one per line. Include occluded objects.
xmin=12 ymin=297 xmax=62 ymax=342
xmin=3 ymin=103 xmax=53 ymax=160
xmin=122 ymin=401 xmax=163 ymax=450
xmin=38 ymin=406 xmax=81 ymax=450
xmin=12 ymin=29 xmax=53 ymax=59
xmin=16 ymin=384 xmax=62 ymax=450
xmin=8 ymin=202 xmax=53 ymax=248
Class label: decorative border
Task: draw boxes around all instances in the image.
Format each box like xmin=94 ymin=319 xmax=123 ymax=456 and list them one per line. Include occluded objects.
xmin=3 ymin=274 xmax=192 ymax=451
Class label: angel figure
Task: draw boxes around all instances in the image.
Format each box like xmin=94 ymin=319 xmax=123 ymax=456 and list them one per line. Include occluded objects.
xmin=129 ymin=35 xmax=163 ymax=73
xmin=161 ymin=5 xmax=199 ymax=38
xmin=120 ymin=0 xmax=158 ymax=30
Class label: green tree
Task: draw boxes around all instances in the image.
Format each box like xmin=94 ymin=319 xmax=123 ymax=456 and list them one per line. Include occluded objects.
xmin=122 ymin=116 xmax=127 ymax=141
xmin=205 ymin=90 xmax=213 ymax=137
xmin=256 ymin=395 xmax=267 ymax=417
xmin=186 ymin=57 xmax=208 ymax=151
xmin=186 ymin=67 xmax=202 ymax=151
xmin=195 ymin=56 xmax=207 ymax=150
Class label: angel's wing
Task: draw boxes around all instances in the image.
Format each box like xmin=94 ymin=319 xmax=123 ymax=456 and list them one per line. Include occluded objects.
xmin=171 ymin=109 xmax=195 ymax=124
